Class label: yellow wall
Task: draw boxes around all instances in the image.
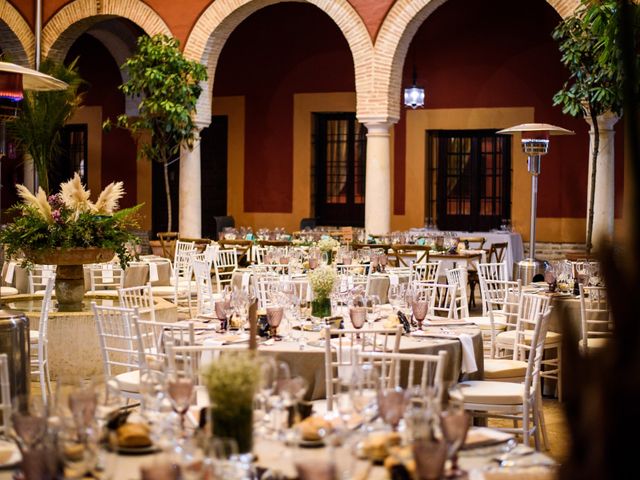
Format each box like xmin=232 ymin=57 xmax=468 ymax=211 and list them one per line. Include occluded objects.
xmin=397 ymin=107 xmax=593 ymax=243
xmin=214 ymin=92 xmax=357 ymax=232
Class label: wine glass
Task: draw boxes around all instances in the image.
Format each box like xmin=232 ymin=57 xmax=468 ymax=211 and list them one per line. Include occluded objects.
xmin=11 ymin=395 xmax=48 ymax=452
xmin=266 ymin=306 xmax=284 ymax=339
xmin=388 ymin=284 xmax=405 ymax=312
xmin=166 ymin=372 xmax=195 ymax=438
xmin=68 ymin=382 xmax=98 ymax=431
xmin=231 ymin=287 xmax=250 ymax=334
xmin=258 ymin=359 xmax=277 ymax=432
xmin=544 ymin=264 xmax=557 ymax=292
xmin=365 ymin=295 xmax=381 ymax=329
xmin=440 ymin=389 xmax=470 ymax=478
xmin=349 ymin=364 xmax=379 ymax=428
xmin=411 ymin=289 xmax=429 ymax=330
xmin=377 ymin=386 xmax=409 ymax=431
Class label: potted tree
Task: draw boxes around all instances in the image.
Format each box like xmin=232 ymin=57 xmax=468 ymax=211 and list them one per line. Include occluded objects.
xmin=105 ymin=34 xmax=208 ymax=233
xmin=552 ymin=0 xmax=639 ymax=253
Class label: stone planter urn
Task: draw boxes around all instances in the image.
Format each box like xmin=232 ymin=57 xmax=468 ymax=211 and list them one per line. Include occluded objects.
xmin=25 ymin=247 xmax=115 ymax=312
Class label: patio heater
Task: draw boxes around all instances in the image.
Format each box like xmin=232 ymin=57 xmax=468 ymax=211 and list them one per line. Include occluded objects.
xmin=0 ymin=61 xmax=67 ymax=399
xmin=497 ymin=123 xmax=574 ymax=284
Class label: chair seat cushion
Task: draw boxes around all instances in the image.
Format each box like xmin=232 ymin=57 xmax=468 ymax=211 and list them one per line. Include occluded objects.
xmin=578 ymin=337 xmax=609 ymax=352
xmin=455 ymin=380 xmax=524 ymax=405
xmin=496 ymin=329 xmax=562 ymax=346
xmin=114 ymin=370 xmax=141 ymax=393
xmin=470 ymin=315 xmax=507 ymax=331
xmin=484 ymin=358 xmax=528 ymax=380
xmin=0 ymin=286 xmax=19 ymax=296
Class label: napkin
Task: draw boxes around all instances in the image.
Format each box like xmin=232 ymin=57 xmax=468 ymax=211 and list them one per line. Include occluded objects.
xmin=4 ymin=262 xmax=16 ymax=284
xmin=242 ymin=272 xmax=252 ymax=289
xmin=458 ymin=333 xmax=478 ymax=374
xmin=469 ymin=467 xmax=556 ymax=480
xmin=148 ymin=262 xmax=159 ymax=283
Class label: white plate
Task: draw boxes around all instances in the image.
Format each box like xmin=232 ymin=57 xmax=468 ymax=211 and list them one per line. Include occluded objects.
xmin=0 ymin=440 xmax=21 ymax=469
xmin=463 ymin=427 xmax=514 ymax=449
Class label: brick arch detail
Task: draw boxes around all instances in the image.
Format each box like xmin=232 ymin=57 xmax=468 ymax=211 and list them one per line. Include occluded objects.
xmin=184 ymin=0 xmax=374 ymax=126
xmin=42 ymin=0 xmax=172 ymax=62
xmin=372 ymin=0 xmax=582 ymax=123
xmin=0 ymin=0 xmax=35 ymax=66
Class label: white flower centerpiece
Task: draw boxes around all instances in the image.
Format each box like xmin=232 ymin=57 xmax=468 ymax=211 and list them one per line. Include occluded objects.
xmin=316 ymin=236 xmax=339 ymax=264
xmin=308 ymin=265 xmax=337 ymax=319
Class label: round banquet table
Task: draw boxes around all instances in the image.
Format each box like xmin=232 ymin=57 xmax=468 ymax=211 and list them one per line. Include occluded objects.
xmin=193 ymin=320 xmax=484 ymax=401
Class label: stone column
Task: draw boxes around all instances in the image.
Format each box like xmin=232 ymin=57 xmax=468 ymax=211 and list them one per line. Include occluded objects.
xmin=179 ymin=127 xmax=204 ymax=238
xmin=584 ymin=111 xmax=619 ymax=248
xmin=363 ymin=121 xmax=393 ymax=235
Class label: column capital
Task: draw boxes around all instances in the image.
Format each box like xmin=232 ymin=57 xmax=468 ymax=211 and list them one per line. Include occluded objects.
xmin=358 ymin=115 xmax=397 ymax=130
xmin=583 ymin=110 xmax=620 ymax=131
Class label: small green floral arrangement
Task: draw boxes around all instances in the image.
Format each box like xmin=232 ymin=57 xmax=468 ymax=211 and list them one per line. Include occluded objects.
xmin=203 ymin=351 xmax=260 ymax=414
xmin=308 ymin=265 xmax=337 ymax=300
xmin=0 ymin=173 xmax=141 ymax=268
xmin=317 ymin=236 xmax=339 ymax=252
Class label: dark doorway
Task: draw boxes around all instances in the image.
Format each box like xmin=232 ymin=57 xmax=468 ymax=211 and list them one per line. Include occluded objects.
xmin=312 ymin=113 xmax=366 ymax=227
xmin=52 ymin=124 xmax=88 ymax=190
xmin=200 ymin=116 xmax=228 ymax=239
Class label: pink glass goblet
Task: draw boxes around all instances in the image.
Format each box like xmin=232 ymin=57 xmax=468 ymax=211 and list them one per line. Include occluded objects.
xmin=412 ymin=300 xmax=429 ymax=330
xmin=266 ymin=306 xmax=284 ymax=339
xmin=440 ymin=410 xmax=471 ymax=478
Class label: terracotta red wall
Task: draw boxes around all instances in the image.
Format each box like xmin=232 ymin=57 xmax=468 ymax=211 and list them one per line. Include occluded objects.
xmin=213 ymin=3 xmax=355 ymax=213
xmin=66 ymin=34 xmax=138 ymax=207
xmin=394 ymin=0 xmax=624 ymax=218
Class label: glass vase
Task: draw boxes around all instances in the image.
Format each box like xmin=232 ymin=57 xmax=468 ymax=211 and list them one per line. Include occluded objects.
xmin=311 ymin=297 xmax=332 ymax=319
xmin=211 ymin=405 xmax=253 ymax=454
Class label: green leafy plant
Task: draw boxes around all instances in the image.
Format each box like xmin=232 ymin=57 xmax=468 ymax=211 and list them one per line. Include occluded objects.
xmin=0 ymin=174 xmax=141 ymax=268
xmin=105 ymin=34 xmax=208 ymax=232
xmin=552 ymin=0 xmax=639 ymax=252
xmin=9 ymin=59 xmax=84 ymax=194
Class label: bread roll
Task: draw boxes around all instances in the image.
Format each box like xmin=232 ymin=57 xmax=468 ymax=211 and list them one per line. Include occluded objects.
xmin=117 ymin=423 xmax=152 ymax=448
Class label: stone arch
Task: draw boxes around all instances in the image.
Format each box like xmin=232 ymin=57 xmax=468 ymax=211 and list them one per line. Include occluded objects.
xmin=372 ymin=0 xmax=582 ymax=123
xmin=184 ymin=0 xmax=374 ymax=125
xmin=0 ymin=0 xmax=35 ymax=66
xmin=42 ymin=0 xmax=172 ymax=62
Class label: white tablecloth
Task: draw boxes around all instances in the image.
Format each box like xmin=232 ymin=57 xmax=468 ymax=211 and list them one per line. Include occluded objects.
xmin=450 ymin=231 xmax=524 ymax=279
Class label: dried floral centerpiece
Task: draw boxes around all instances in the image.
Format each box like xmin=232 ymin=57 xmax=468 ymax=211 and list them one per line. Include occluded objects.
xmin=0 ymin=173 xmax=141 ymax=311
xmin=308 ymin=265 xmax=337 ymax=319
xmin=203 ymin=351 xmax=260 ymax=454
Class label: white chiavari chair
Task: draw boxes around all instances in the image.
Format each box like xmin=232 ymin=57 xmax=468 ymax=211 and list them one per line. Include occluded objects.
xmin=92 ymin=304 xmax=145 ymax=401
xmin=30 ymin=277 xmax=55 ymax=402
xmin=119 ymin=283 xmax=156 ymax=322
xmin=213 ymin=249 xmax=238 ymax=292
xmin=480 ymin=279 xmax=521 ymax=359
xmin=28 ymin=264 xmax=56 ymax=295
xmin=358 ymin=350 xmax=447 ymax=399
xmin=425 ymin=283 xmax=458 ymax=321
xmin=252 ymin=246 xmax=268 ymax=265
xmin=412 ymin=261 xmax=442 ymax=284
xmin=579 ymin=284 xmax=612 ymax=355
xmin=192 ymin=256 xmax=218 ymax=319
xmin=254 ymin=271 xmax=281 ymax=309
xmin=453 ymin=294 xmax=551 ymax=449
xmin=87 ymin=263 xmax=125 ymax=295
xmin=477 ymin=262 xmax=510 ymax=315
xmin=323 ymin=326 xmax=402 ymax=412
xmin=445 ymin=267 xmax=470 ymax=320
xmin=336 ymin=264 xmax=371 ymax=296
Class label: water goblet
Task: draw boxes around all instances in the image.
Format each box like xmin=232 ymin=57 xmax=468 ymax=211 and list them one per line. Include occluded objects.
xmin=411 ymin=292 xmax=429 ymax=331
xmin=11 ymin=395 xmax=48 ymax=452
xmin=440 ymin=399 xmax=470 ymax=478
xmin=166 ymin=373 xmax=195 ymax=438
xmin=349 ymin=364 xmax=379 ymax=428
xmin=349 ymin=306 xmax=366 ymax=341
xmin=543 ymin=266 xmax=557 ymax=293
xmin=370 ymin=252 xmax=379 ymax=272
xmin=377 ymin=386 xmax=409 ymax=431
xmin=266 ymin=305 xmax=284 ymax=339
xmin=379 ymin=253 xmax=388 ymax=272
xmin=365 ymin=294 xmax=381 ymax=329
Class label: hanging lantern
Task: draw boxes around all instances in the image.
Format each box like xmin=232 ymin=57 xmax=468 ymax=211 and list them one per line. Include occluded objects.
xmin=403 ymin=66 xmax=425 ymax=109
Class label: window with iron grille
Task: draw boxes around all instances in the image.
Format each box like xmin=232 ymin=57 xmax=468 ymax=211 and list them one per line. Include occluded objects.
xmin=312 ymin=113 xmax=366 ymax=226
xmin=426 ymin=130 xmax=511 ymax=231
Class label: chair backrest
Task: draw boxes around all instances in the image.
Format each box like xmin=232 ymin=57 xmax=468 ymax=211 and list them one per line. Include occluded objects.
xmin=445 ymin=267 xmax=469 ymax=319
xmin=28 ymin=264 xmax=56 ymax=294
xmin=519 ymin=297 xmax=551 ymax=404
xmin=203 ymin=243 xmax=219 ymax=263
xmin=426 ymin=283 xmax=458 ymax=320
xmin=165 ymin=342 xmax=248 ymax=384
xmin=391 ymin=244 xmax=430 ymax=267
xmin=192 ymin=257 xmax=216 ymax=317
xmin=512 ymin=293 xmax=552 ymax=363
xmin=412 ymin=261 xmax=442 ymax=284
xmin=157 ymin=232 xmax=179 ymax=259
xmin=218 ymin=239 xmax=252 ymax=266
xmin=92 ymin=304 xmax=144 ymax=379
xmin=0 ymin=354 xmax=11 ymax=436
xmin=358 ymin=350 xmax=447 ymax=398
xmin=579 ymin=285 xmax=611 ymax=351
xmin=174 ymin=240 xmax=197 ymax=264
xmin=324 ymin=326 xmax=402 ymax=411
xmin=488 ymin=242 xmax=508 ymax=264
xmin=459 ymin=236 xmax=485 ymax=250
xmin=136 ymin=319 xmax=196 ymax=361
xmin=336 ymin=265 xmax=371 ymax=296
xmin=253 ymin=246 xmax=268 ymax=265
xmin=173 ymin=245 xmax=196 ymax=284
xmin=483 ymin=278 xmax=521 ymax=358
xmin=477 ymin=262 xmax=509 ymax=315
xmin=254 ymin=271 xmax=281 ymax=309
xmin=119 ymin=283 xmax=156 ymax=322
xmin=88 ymin=263 xmax=125 ymax=291
xmin=213 ymin=249 xmax=238 ymax=292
